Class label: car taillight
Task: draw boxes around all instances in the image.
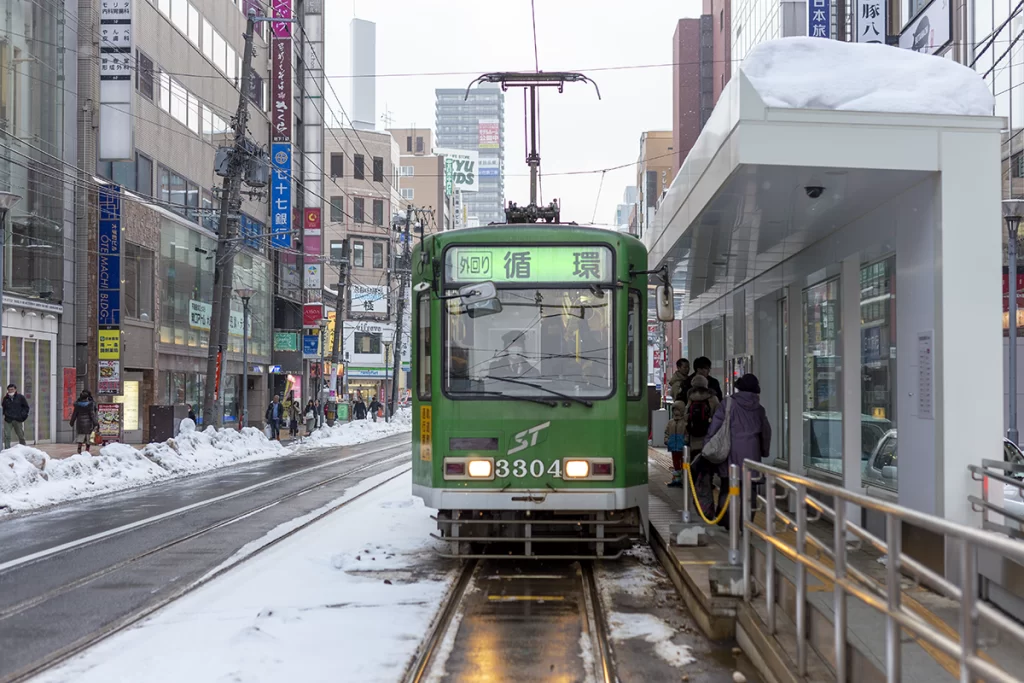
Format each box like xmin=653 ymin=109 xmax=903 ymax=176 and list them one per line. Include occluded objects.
xmin=592 ymin=462 xmax=612 ymax=476
xmin=445 ymin=462 xmax=465 ymax=476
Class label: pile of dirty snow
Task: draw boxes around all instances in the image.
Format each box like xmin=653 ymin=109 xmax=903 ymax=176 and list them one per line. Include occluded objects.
xmin=741 ymin=37 xmax=994 ymax=116
xmin=0 ymin=414 xmax=410 ymax=514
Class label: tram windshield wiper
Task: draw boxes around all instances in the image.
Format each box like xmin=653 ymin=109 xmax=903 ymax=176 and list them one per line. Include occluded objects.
xmin=464 ymin=389 xmax=557 ymax=407
xmin=476 ymin=374 xmax=594 ymax=408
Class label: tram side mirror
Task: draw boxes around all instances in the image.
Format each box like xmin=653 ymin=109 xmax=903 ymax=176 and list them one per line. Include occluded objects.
xmin=461 ymin=281 xmax=502 ymax=319
xmin=655 ymin=283 xmax=674 ymax=322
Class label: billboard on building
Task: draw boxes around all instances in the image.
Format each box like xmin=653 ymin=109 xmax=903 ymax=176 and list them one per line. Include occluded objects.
xmin=434 ymin=148 xmax=479 ymax=194
xmin=478 ymin=120 xmax=499 ymax=149
xmin=98 ymin=0 xmax=133 ymax=161
xmin=270 ymin=143 xmax=292 ymax=248
xmin=899 ymin=0 xmax=950 ymax=54
xmin=808 ymin=0 xmax=831 ymax=37
xmin=478 ymin=158 xmax=500 ymax=177
xmin=855 ymin=0 xmax=886 ymax=42
xmin=350 ymin=285 xmax=389 ymax=315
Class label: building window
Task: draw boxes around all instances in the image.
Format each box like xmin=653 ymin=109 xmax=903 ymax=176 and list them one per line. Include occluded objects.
xmin=355 ymin=331 xmax=381 ymax=354
xmin=401 ymin=188 xmax=414 ymax=200
xmin=353 ymin=197 xmax=365 ymax=223
xmin=124 ymin=242 xmax=155 ymax=320
xmin=330 ymin=240 xmax=346 ymax=263
xmin=627 ymin=291 xmax=641 ymax=398
xmin=399 ymin=166 xmax=414 ymax=177
xmin=1014 ymin=151 xmax=1024 ymax=179
xmin=417 ymin=293 xmax=431 ymax=399
xmin=406 ymin=136 xmax=413 ymax=152
xmin=330 ymin=153 xmax=344 ymax=177
xmin=352 ymin=241 xmax=364 ymax=267
xmin=372 ymin=199 xmax=384 ymax=226
xmin=802 ymin=277 xmax=841 ymax=475
xmin=136 ymin=50 xmax=154 ymax=100
xmin=373 ymin=242 xmax=384 ymax=268
xmin=373 ymin=157 xmax=384 ymax=182
xmin=137 ymin=153 xmax=153 ymax=197
xmin=861 ymin=257 xmax=897 ymax=490
xmin=98 ymin=151 xmax=153 ymax=195
xmin=354 ymin=154 xmax=365 ymax=180
xmin=329 ymin=196 xmax=344 ymax=223
xmin=416 ymin=136 xmax=424 ymax=153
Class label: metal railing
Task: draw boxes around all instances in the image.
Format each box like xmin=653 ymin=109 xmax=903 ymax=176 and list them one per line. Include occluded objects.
xmin=740 ymin=461 xmax=1024 ymax=683
xmin=969 ymin=459 xmax=1024 ymax=539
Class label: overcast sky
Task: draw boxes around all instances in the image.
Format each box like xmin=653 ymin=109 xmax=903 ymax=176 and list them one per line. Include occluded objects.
xmin=323 ymin=0 xmax=703 ymax=226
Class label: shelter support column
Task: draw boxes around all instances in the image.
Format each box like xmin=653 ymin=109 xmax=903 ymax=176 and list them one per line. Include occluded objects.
xmin=840 ymin=255 xmax=862 ymax=526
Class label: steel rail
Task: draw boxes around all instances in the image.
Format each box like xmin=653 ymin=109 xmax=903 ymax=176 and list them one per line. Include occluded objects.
xmin=402 ymin=559 xmax=478 ymax=683
xmin=581 ymin=561 xmax=619 ymax=683
xmin=2 ymin=462 xmax=412 ymax=683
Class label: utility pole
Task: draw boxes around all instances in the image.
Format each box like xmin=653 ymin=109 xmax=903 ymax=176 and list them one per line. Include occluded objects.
xmin=330 ymin=241 xmax=349 ymax=396
xmin=388 ymin=207 xmax=411 ymax=421
xmin=202 ymin=10 xmax=257 ymax=427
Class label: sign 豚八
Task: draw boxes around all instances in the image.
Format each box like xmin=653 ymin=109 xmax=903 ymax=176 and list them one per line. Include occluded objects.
xmin=808 ymin=0 xmax=831 ymax=37
xmin=350 ymin=284 xmax=388 ymax=315
xmin=434 ymin=148 xmax=479 ymax=194
xmin=856 ymin=0 xmax=886 ymax=43
xmin=98 ymin=329 xmax=120 ymax=359
xmin=270 ymin=143 xmax=292 ymax=248
xmin=446 ymin=246 xmax=613 ymax=284
xmin=302 ymin=334 xmax=319 ymax=358
xmin=274 ymin=331 xmax=299 ymax=352
xmin=478 ymin=120 xmax=499 ymax=149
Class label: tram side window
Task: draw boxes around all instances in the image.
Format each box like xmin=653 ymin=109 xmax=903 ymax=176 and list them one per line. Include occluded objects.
xmin=418 ymin=293 xmax=431 ymax=399
xmin=628 ymin=291 xmax=642 ymax=398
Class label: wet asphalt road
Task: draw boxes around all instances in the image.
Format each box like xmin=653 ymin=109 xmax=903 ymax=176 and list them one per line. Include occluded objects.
xmin=0 ymin=433 xmax=412 ymax=682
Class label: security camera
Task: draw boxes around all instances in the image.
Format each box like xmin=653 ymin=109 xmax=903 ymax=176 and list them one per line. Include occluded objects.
xmin=805 ymin=186 xmax=825 ymax=199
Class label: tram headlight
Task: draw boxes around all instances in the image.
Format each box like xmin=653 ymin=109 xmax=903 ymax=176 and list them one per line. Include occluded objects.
xmin=467 ymin=459 xmax=493 ymax=478
xmin=564 ymin=460 xmax=590 ymax=479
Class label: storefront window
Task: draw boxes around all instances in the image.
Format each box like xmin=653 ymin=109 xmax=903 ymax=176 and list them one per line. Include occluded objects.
xmin=1 ymin=0 xmax=66 ymax=303
xmin=125 ymin=242 xmax=155 ymax=320
xmin=803 ymin=278 xmax=842 ymax=474
xmin=160 ymin=218 xmax=215 ymax=347
xmin=861 ymin=258 xmax=897 ymax=490
xmin=227 ymin=252 xmax=272 ymax=358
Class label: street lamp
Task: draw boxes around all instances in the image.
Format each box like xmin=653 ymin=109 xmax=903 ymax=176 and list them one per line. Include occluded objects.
xmin=1005 ymin=199 xmax=1024 ymax=445
xmin=0 ymin=192 xmax=22 ymax=358
xmin=235 ymin=287 xmax=255 ymax=429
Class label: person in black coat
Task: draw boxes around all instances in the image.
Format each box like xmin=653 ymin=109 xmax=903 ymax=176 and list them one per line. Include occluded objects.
xmin=69 ymin=390 xmax=99 ymax=454
xmin=352 ymin=392 xmax=367 ymax=421
xmin=2 ymin=383 xmax=30 ymax=449
xmin=692 ymin=356 xmax=724 ymax=401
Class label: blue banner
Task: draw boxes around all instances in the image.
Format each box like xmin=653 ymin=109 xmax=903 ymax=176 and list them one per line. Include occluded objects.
xmin=478 ymin=167 xmax=500 ymax=177
xmin=241 ymin=214 xmax=262 ymax=251
xmin=808 ymin=0 xmax=830 ymax=37
xmin=302 ymin=334 xmax=319 ymax=358
xmin=270 ymin=142 xmax=292 ymax=248
xmin=97 ymin=186 xmax=122 ymax=327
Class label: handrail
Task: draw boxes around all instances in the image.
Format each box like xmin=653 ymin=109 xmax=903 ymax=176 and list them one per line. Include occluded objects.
xmin=741 ymin=461 xmax=1024 ymax=683
xmin=969 ymin=460 xmax=1024 ymax=541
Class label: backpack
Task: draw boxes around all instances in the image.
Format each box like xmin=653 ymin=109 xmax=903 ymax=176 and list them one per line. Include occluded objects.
xmin=687 ymin=400 xmax=712 ymax=438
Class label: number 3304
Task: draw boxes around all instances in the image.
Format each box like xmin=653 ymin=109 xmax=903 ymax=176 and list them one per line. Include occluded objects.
xmin=495 ymin=459 xmax=562 ymax=479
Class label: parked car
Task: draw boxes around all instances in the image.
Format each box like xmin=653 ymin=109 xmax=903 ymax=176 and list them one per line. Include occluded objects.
xmin=803 ymin=411 xmax=893 ymax=473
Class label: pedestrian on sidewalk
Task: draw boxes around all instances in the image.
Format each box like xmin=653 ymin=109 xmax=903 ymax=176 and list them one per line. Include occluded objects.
xmin=2 ymin=383 xmax=30 ymax=449
xmin=685 ymin=374 xmax=720 ymax=516
xmin=692 ymin=356 xmax=724 ymax=401
xmin=265 ymin=394 xmax=283 ymax=440
xmin=368 ymin=395 xmax=382 ymax=423
xmin=304 ymin=399 xmax=316 ymax=435
xmin=705 ymin=373 xmax=771 ymax=530
xmin=352 ymin=392 xmax=367 ymax=421
xmin=664 ymin=400 xmax=688 ymax=487
xmin=668 ymin=358 xmax=691 ymax=402
xmin=69 ymin=390 xmax=99 ymax=454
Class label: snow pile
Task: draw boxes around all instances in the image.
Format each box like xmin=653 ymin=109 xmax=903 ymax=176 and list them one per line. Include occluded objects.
xmin=300 ymin=408 xmax=412 ymax=449
xmin=742 ymin=37 xmax=994 ymax=116
xmin=36 ymin=471 xmax=455 ymax=683
xmin=0 ymin=414 xmax=411 ymax=514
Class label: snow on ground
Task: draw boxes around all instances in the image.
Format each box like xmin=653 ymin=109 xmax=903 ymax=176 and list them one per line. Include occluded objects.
xmin=35 ymin=469 xmax=454 ymax=683
xmin=0 ymin=410 xmax=411 ymax=514
xmin=596 ymin=546 xmax=696 ymax=669
xmin=742 ymin=37 xmax=994 ymax=116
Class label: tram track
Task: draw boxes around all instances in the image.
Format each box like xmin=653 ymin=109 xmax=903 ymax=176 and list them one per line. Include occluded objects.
xmin=1 ymin=447 xmax=412 ymax=683
xmin=403 ymin=558 xmax=619 ymax=683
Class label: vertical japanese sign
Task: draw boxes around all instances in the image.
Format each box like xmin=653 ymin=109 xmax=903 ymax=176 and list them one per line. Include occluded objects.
xmin=304 ymin=208 xmax=322 ymax=289
xmin=99 ymin=0 xmax=134 ymax=160
xmin=478 ymin=120 xmax=499 ymax=149
xmin=808 ymin=0 xmax=831 ymax=38
xmin=270 ymin=143 xmax=292 ymax=248
xmin=271 ymin=37 xmax=292 ymax=143
xmin=271 ymin=0 xmax=292 ymax=37
xmin=62 ymin=368 xmax=76 ymax=421
xmin=856 ymin=0 xmax=886 ymax=42
xmin=98 ymin=185 xmax=123 ymax=397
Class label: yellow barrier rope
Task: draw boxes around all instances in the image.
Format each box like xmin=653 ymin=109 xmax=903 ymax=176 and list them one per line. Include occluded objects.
xmin=682 ymin=461 xmax=736 ymax=525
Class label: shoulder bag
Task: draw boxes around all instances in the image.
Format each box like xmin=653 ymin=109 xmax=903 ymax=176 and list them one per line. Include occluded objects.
xmin=699 ymin=397 xmax=732 ymax=465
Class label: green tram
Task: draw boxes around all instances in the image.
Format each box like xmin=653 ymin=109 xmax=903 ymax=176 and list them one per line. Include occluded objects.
xmin=410 ymin=223 xmax=674 ymax=559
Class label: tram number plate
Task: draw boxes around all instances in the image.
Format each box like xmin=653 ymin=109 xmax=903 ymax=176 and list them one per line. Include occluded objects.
xmin=494 ymin=459 xmax=561 ymax=479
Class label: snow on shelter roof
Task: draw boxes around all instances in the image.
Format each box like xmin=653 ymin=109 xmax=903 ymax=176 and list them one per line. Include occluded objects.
xmin=741 ymin=38 xmax=994 ymax=117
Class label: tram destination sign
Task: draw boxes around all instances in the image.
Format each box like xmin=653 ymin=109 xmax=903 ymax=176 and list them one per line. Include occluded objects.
xmin=446 ymin=246 xmax=613 ymax=285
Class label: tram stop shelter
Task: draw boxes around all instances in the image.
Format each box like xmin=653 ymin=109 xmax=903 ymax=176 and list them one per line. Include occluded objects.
xmin=644 ymin=39 xmax=1004 ymax=581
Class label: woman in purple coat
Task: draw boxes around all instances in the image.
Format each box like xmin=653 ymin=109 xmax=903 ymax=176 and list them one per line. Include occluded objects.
xmin=705 ymin=373 xmax=772 ymax=529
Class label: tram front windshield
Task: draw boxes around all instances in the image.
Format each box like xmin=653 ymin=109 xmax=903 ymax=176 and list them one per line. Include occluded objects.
xmin=445 ymin=287 xmax=613 ymax=399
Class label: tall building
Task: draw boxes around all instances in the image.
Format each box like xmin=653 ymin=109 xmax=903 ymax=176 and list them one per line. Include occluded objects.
xmin=435 ymin=85 xmax=505 ymax=225
xmin=323 ymin=128 xmax=405 ymax=402
xmin=0 ymin=0 xmax=77 ymax=444
xmin=350 ymin=19 xmax=376 ymax=132
xmin=634 ymin=132 xmax=675 ymax=240
xmin=74 ymin=0 xmax=323 ymax=435
xmin=389 ymin=128 xmax=449 ymax=234
xmin=615 ymin=186 xmax=638 ymax=228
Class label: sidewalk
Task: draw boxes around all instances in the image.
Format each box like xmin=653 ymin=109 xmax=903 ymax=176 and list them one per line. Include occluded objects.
xmin=13 ymin=434 xmax=313 ymax=461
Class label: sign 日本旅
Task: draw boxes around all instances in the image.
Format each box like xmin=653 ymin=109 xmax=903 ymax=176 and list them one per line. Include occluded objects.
xmin=445 ymin=246 xmax=613 ymax=284
xmin=808 ymin=0 xmax=831 ymax=38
